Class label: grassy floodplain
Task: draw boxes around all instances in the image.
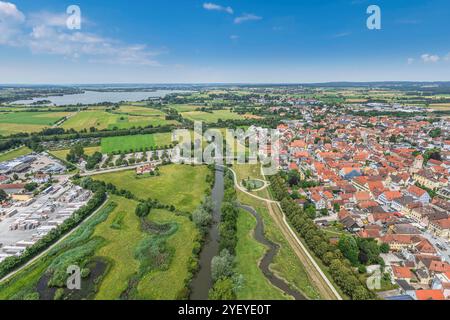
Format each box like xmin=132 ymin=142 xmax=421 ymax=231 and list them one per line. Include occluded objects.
xmin=93 ymin=164 xmax=210 ymax=213
xmin=0 ymin=164 xmax=209 ymax=300
xmin=100 ymin=133 xmax=173 ymax=154
xmin=0 ymin=146 xmax=32 ymax=163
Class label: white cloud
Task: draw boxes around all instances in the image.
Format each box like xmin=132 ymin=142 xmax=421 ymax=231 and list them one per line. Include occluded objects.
xmin=407 ymin=58 xmax=414 ymax=65
xmin=421 ymin=53 xmax=440 ymax=63
xmin=445 ymin=53 xmax=450 ymax=61
xmin=332 ymin=32 xmax=351 ymax=38
xmin=0 ymin=2 xmax=161 ymax=66
xmin=0 ymin=1 xmax=25 ymax=45
xmin=234 ymin=13 xmax=262 ymax=24
xmin=203 ymin=2 xmax=233 ymax=14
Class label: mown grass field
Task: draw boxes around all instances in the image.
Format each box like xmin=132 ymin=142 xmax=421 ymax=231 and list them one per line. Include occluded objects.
xmin=0 ymin=146 xmax=32 ymax=163
xmin=136 ymin=209 xmax=198 ymax=299
xmin=0 ymin=111 xmax=72 ymax=136
xmin=100 ymin=133 xmax=173 ymax=153
xmin=181 ymin=110 xmax=243 ymax=123
xmin=235 ymin=209 xmax=289 ymax=300
xmin=93 ymin=164 xmax=210 ymax=212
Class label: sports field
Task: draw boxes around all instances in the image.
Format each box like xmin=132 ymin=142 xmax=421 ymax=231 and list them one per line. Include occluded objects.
xmin=100 ymin=133 xmax=173 ymax=153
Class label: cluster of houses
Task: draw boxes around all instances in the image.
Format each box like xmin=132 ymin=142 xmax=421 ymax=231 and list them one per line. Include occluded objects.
xmin=274 ymin=106 xmax=450 ymax=300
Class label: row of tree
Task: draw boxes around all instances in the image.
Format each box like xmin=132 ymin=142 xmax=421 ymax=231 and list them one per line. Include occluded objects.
xmin=269 ymin=174 xmax=375 ymax=300
xmin=209 ymin=169 xmax=242 ymax=300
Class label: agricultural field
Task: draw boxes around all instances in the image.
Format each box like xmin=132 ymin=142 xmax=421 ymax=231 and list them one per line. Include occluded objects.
xmin=0 ymin=146 xmax=32 ymax=163
xmin=429 ymin=103 xmax=450 ymax=111
xmin=100 ymin=133 xmax=173 ymax=154
xmin=181 ymin=109 xmax=243 ymax=123
xmin=167 ymin=104 xmax=206 ymax=113
xmin=61 ymin=109 xmax=177 ymax=131
xmin=93 ymin=164 xmax=210 ymax=213
xmin=0 ymin=111 xmax=72 ymax=136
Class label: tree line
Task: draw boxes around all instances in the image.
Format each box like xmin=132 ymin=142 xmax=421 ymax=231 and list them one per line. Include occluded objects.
xmin=269 ymin=174 xmax=375 ymax=300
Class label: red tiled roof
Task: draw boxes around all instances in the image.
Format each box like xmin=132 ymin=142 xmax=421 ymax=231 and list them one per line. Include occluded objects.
xmin=415 ymin=290 xmax=445 ymax=300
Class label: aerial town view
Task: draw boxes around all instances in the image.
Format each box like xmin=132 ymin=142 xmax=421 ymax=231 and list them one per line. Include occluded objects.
xmin=0 ymin=0 xmax=449 ymax=313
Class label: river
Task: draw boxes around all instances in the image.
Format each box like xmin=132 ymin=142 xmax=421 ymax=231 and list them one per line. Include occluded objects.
xmin=189 ymin=166 xmax=224 ymax=300
xmin=11 ymin=89 xmax=190 ymax=106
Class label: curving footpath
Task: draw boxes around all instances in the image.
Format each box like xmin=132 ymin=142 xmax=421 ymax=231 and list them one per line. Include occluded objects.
xmin=223 ymin=165 xmax=342 ymax=300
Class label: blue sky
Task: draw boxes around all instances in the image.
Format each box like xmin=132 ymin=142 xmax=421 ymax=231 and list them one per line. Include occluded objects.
xmin=0 ymin=0 xmax=449 ymax=83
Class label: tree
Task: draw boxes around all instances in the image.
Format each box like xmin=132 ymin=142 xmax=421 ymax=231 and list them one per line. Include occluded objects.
xmin=211 ymin=249 xmax=235 ymax=282
xmin=338 ymin=236 xmax=359 ymax=266
xmin=0 ymin=189 xmax=8 ymax=202
xmin=287 ymin=169 xmax=301 ymax=187
xmin=380 ymin=243 xmax=390 ymax=254
xmin=208 ymin=277 xmax=236 ymax=300
xmin=66 ymin=144 xmax=85 ymax=163
xmin=24 ymin=183 xmax=38 ymax=192
xmin=192 ymin=207 xmax=212 ymax=234
xmin=135 ymin=202 xmax=150 ymax=218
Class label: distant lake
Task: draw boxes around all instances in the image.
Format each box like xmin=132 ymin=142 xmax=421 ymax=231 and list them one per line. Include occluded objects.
xmin=11 ymin=90 xmax=190 ymax=106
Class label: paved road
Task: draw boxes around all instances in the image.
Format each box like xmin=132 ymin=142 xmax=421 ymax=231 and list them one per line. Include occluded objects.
xmin=0 ymin=196 xmax=109 ymax=284
xmin=223 ymin=165 xmax=342 ymax=300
